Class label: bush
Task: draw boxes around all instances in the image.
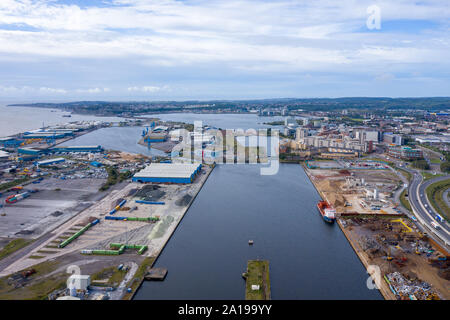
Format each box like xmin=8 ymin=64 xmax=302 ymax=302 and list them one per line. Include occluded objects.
xmin=440 ymin=161 xmax=450 ymax=173
xmin=412 ymin=159 xmax=430 ymax=170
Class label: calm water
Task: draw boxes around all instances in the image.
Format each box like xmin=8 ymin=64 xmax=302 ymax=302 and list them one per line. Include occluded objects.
xmin=60 ymin=112 xmax=289 ymax=156
xmin=0 ymin=104 xmax=123 ymax=137
xmin=59 ymin=126 xmax=166 ymax=156
xmin=134 ymin=164 xmax=382 ymax=300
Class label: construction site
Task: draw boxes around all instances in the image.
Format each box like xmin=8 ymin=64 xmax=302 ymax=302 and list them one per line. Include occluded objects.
xmin=305 ymin=160 xmax=403 ymax=215
xmin=304 ymin=160 xmax=450 ymax=300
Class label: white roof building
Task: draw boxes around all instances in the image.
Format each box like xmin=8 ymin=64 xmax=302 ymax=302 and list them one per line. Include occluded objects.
xmin=67 ymin=274 xmax=91 ymax=291
xmin=0 ymin=150 xmax=10 ymax=160
xmin=132 ymin=163 xmax=202 ymax=183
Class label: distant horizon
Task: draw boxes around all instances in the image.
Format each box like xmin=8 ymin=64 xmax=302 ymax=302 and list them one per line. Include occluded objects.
xmin=3 ymin=95 xmax=450 ymax=106
xmin=1 ymin=1 xmax=449 ymax=100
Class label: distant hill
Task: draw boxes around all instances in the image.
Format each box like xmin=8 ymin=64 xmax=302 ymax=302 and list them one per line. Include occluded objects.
xmin=8 ymin=97 xmax=450 ymax=116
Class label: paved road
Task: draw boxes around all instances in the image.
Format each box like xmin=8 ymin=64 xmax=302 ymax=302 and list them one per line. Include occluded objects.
xmin=419 ymin=175 xmax=450 ymax=228
xmin=407 ymin=170 xmax=450 ymax=248
xmin=361 ymin=152 xmax=449 ymax=249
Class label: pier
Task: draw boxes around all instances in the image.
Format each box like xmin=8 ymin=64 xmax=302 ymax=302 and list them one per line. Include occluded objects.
xmin=243 ymin=260 xmax=271 ymax=300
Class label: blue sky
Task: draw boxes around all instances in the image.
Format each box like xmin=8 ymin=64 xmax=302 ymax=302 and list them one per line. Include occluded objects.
xmin=0 ymin=0 xmax=449 ymax=101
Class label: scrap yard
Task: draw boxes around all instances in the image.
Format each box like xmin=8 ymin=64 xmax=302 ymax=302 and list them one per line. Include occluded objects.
xmin=305 ymin=159 xmax=450 ymax=300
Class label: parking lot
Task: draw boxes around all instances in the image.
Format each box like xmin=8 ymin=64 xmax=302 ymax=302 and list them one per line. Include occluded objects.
xmin=0 ymin=178 xmax=106 ymax=239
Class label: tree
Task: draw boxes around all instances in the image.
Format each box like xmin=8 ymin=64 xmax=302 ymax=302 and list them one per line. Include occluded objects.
xmin=412 ymin=160 xmax=430 ymax=170
xmin=441 ymin=161 xmax=450 ymax=173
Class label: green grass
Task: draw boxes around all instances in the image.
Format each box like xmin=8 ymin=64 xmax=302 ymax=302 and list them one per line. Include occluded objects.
xmin=244 ymin=260 xmax=270 ymax=300
xmin=422 ymin=171 xmax=444 ymax=181
xmin=36 ymin=250 xmax=58 ymax=254
xmin=430 ymin=158 xmax=442 ymax=164
xmin=397 ymin=167 xmax=412 ymax=182
xmin=0 ymin=260 xmax=63 ymax=300
xmin=426 ymin=179 xmax=450 ymax=222
xmin=122 ymin=256 xmax=156 ymax=300
xmin=99 ymin=166 xmax=131 ymax=191
xmin=91 ymin=266 xmax=128 ymax=287
xmin=0 ymin=177 xmax=31 ymax=192
xmin=0 ymin=238 xmax=33 ymax=261
xmin=400 ymin=189 xmax=412 ymax=212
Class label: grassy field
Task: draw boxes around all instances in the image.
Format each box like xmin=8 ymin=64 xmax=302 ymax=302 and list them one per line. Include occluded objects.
xmin=400 ymin=189 xmax=412 ymax=212
xmin=0 ymin=238 xmax=33 ymax=261
xmin=422 ymin=171 xmax=444 ymax=181
xmin=397 ymin=167 xmax=412 ymax=182
xmin=122 ymin=256 xmax=156 ymax=300
xmin=430 ymin=158 xmax=442 ymax=164
xmin=91 ymin=266 xmax=128 ymax=287
xmin=244 ymin=260 xmax=270 ymax=300
xmin=426 ymin=179 xmax=450 ymax=222
xmin=0 ymin=260 xmax=64 ymax=300
xmin=0 ymin=177 xmax=31 ymax=192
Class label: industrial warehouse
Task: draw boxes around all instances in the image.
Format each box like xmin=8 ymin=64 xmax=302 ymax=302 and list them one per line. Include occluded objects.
xmin=132 ymin=163 xmax=202 ymax=184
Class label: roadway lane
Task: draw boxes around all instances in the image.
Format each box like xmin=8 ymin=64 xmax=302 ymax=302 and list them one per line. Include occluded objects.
xmin=408 ymin=171 xmax=450 ymax=248
xmin=419 ymin=175 xmax=450 ymax=232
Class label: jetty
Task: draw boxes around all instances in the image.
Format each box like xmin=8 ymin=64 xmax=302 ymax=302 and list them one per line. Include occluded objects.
xmin=243 ymin=260 xmax=270 ymax=300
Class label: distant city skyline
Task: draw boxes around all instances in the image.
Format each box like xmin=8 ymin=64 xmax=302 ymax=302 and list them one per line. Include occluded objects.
xmin=0 ymin=0 xmax=449 ymax=101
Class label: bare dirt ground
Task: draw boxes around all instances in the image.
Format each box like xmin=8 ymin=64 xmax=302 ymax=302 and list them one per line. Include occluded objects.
xmin=306 ymin=167 xmax=401 ymax=214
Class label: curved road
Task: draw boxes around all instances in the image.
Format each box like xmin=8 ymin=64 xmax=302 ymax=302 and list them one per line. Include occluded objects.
xmin=408 ymin=170 xmax=450 ymax=248
xmin=444 ymin=189 xmax=450 ymax=209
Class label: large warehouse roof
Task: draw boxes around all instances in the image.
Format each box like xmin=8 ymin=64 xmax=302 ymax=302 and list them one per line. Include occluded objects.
xmin=0 ymin=150 xmax=10 ymax=158
xmin=134 ymin=163 xmax=201 ymax=179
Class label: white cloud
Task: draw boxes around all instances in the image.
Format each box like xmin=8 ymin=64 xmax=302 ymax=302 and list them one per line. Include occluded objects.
xmin=0 ymin=0 xmax=449 ymax=98
xmin=0 ymin=0 xmax=447 ymax=68
xmin=39 ymin=86 xmax=67 ymax=94
xmin=0 ymin=85 xmax=66 ymax=94
xmin=127 ymin=85 xmax=167 ymax=93
xmin=375 ymin=73 xmax=395 ymax=82
xmin=76 ymin=87 xmax=111 ymax=93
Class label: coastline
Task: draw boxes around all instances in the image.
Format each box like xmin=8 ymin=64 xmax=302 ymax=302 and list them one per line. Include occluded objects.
xmin=302 ymin=163 xmax=395 ymax=300
xmin=126 ymin=164 xmax=216 ymax=300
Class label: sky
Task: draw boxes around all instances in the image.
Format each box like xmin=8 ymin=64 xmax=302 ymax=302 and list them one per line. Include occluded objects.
xmin=0 ymin=0 xmax=449 ymax=102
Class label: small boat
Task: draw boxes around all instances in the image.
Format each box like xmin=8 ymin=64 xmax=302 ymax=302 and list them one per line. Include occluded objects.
xmin=248 ymin=240 xmax=254 ymax=245
xmin=317 ymin=200 xmax=336 ymax=223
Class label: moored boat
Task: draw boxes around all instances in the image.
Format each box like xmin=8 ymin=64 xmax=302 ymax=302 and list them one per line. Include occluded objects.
xmin=317 ymin=200 xmax=336 ymax=223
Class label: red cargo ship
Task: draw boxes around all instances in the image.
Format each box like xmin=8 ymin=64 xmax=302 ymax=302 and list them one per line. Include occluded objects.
xmin=317 ymin=200 xmax=336 ymax=223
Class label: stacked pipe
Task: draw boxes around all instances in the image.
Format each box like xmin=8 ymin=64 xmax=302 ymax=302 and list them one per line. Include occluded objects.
xmin=81 ymin=243 xmax=147 ymax=255
xmin=109 ymin=199 xmax=127 ymax=215
xmin=59 ymin=219 xmax=99 ymax=248
xmin=105 ymin=216 xmax=159 ymax=222
xmin=135 ymin=200 xmax=165 ymax=205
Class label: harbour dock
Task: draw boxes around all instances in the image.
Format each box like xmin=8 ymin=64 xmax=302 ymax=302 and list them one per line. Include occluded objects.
xmin=243 ymin=260 xmax=271 ymax=300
